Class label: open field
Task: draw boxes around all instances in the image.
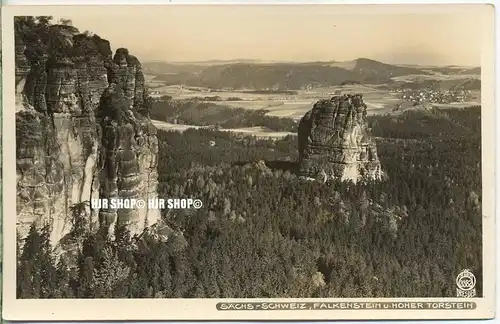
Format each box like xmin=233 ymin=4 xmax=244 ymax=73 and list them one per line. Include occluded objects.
xmin=146 ymin=81 xmax=407 ymax=117
xmin=145 ymin=74 xmax=481 ymax=120
xmin=151 ymin=119 xmax=297 ymax=138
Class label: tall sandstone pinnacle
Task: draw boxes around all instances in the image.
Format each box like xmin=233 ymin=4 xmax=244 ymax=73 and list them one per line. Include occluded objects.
xmin=298 ymin=94 xmax=384 ymax=183
xmin=15 ymin=22 xmax=161 ymax=250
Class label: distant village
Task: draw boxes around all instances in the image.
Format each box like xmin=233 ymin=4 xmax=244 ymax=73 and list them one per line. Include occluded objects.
xmin=392 ymin=88 xmax=473 ymax=106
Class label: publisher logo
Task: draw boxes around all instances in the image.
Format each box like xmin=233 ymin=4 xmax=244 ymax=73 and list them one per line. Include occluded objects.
xmin=456 ymin=269 xmax=476 ymax=297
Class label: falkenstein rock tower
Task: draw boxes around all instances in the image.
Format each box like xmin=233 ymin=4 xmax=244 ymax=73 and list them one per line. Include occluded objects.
xmin=15 ymin=19 xmax=161 ymax=250
xmin=298 ymin=94 xmax=384 ymax=183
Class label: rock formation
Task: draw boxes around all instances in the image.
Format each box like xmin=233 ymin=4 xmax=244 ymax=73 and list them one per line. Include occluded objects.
xmin=15 ymin=21 xmax=161 ymax=250
xmin=298 ymin=94 xmax=384 ymax=183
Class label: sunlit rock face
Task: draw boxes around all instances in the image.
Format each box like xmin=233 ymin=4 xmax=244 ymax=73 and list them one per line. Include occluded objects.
xmin=298 ymin=94 xmax=384 ymax=183
xmin=15 ymin=23 xmax=160 ymax=249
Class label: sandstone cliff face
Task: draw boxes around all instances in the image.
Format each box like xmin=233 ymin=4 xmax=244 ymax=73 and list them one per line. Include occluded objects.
xmin=16 ymin=23 xmax=160 ymax=249
xmin=298 ymin=94 xmax=384 ymax=183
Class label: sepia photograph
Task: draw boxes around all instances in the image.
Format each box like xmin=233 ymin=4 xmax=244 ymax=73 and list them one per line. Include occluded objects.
xmin=1 ymin=3 xmax=496 ymax=321
xmin=0 ymin=15 xmax=3 ymax=320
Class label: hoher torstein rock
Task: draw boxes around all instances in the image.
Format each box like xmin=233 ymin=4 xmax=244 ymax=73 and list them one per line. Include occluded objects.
xmin=298 ymin=94 xmax=384 ymax=183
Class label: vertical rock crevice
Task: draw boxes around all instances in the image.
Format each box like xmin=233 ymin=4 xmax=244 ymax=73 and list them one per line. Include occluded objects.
xmin=15 ymin=21 xmax=160 ymax=250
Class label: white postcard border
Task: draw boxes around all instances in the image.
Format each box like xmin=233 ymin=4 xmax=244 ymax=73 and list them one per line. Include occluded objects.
xmin=1 ymin=3 xmax=496 ymax=321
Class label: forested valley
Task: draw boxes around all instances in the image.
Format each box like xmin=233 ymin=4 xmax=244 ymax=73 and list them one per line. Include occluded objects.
xmin=17 ymin=106 xmax=482 ymax=299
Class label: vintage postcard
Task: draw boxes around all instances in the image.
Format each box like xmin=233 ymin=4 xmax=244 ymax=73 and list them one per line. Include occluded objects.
xmin=1 ymin=3 xmax=496 ymax=321
xmin=0 ymin=13 xmax=3 ymax=321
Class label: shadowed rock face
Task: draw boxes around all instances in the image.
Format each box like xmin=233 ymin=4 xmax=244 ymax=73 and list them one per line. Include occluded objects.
xmin=15 ymin=24 xmax=160 ymax=249
xmin=298 ymin=94 xmax=384 ymax=183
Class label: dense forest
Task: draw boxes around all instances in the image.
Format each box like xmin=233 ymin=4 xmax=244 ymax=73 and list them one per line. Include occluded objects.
xmin=17 ymin=106 xmax=482 ymax=299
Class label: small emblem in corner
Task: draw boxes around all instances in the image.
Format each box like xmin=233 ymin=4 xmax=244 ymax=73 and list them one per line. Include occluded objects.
xmin=456 ymin=269 xmax=477 ymax=297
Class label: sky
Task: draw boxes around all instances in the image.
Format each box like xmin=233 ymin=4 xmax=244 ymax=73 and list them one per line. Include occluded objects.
xmin=48 ymin=5 xmax=490 ymax=66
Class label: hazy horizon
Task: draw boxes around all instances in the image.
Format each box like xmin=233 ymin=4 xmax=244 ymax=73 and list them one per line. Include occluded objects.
xmin=45 ymin=5 xmax=489 ymax=67
xmin=141 ymin=58 xmax=480 ymax=68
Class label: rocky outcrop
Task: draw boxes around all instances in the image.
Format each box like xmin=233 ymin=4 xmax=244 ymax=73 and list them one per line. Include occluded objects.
xmin=298 ymin=94 xmax=384 ymax=183
xmin=16 ymin=22 xmax=161 ymax=249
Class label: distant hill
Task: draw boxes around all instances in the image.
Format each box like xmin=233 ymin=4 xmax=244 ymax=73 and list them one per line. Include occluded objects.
xmin=142 ymin=59 xmax=270 ymax=74
xmin=421 ymin=66 xmax=481 ymax=76
xmin=388 ymin=77 xmax=481 ymax=91
xmin=151 ymin=62 xmax=364 ymax=89
xmin=143 ymin=62 xmax=207 ymax=75
xmin=192 ymin=63 xmax=365 ymax=89
xmin=457 ymin=66 xmax=481 ymax=75
xmin=145 ymin=58 xmax=479 ymax=90
xmin=352 ymin=58 xmax=430 ymax=82
xmin=172 ymin=59 xmax=264 ymax=65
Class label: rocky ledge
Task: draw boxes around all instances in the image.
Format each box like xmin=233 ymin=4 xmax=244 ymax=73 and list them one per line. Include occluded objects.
xmin=15 ymin=21 xmax=161 ymax=250
xmin=298 ymin=94 xmax=384 ymax=183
